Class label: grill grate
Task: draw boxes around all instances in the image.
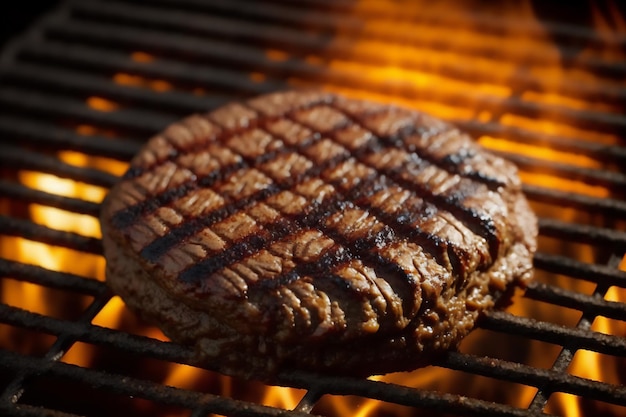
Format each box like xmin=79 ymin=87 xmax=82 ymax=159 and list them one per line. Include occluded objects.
xmin=1 ymin=0 xmax=625 ymax=416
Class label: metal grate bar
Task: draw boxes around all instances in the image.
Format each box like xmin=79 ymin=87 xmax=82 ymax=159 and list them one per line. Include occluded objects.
xmin=0 ymin=259 xmax=105 ymax=296
xmin=524 ymin=281 xmax=626 ymax=320
xmin=279 ymin=371 xmax=544 ymax=417
xmin=0 ymin=216 xmax=102 ymax=255
xmin=0 ymin=181 xmax=101 ymax=217
xmin=438 ymin=351 xmax=626 ymax=406
xmin=454 ymin=120 xmax=626 ymax=165
xmin=492 ymin=150 xmax=626 ymax=190
xmin=528 ymin=255 xmax=617 ymax=412
xmin=0 ymin=116 xmax=142 ymax=160
xmin=0 ymin=290 xmax=113 ymax=411
xmin=7 ymin=294 xmax=623 ymax=413
xmin=0 ymin=88 xmax=176 ymax=135
xmin=533 ymin=252 xmax=626 ymax=287
xmin=42 ymin=21 xmax=626 ymax=134
xmin=293 ymin=391 xmax=322 ymax=414
xmin=538 ymin=218 xmax=626 ymax=250
xmin=16 ymin=39 xmax=626 ymax=165
xmin=19 ymin=42 xmax=286 ymax=96
xmin=481 ymin=310 xmax=626 ymax=356
xmin=0 ymin=143 xmax=119 ymax=188
xmin=522 ymin=185 xmax=626 ymax=218
xmin=0 ymin=349 xmax=322 ymax=417
xmin=0 ymin=304 xmax=194 ymax=364
xmin=1 ymin=63 xmax=216 ymax=115
xmin=128 ymin=0 xmax=625 ymax=46
xmin=4 ymin=299 xmax=625 ymax=412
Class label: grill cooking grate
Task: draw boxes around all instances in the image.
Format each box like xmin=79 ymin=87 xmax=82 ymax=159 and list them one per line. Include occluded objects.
xmin=1 ymin=0 xmax=626 ymax=416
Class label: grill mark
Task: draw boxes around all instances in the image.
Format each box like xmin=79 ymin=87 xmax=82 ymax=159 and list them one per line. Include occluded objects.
xmin=115 ymin=96 xmax=333 ymax=234
xmin=251 ymin=244 xmax=350 ymax=291
xmin=270 ymin=113 xmax=422 ymax=295
xmin=330 ymin=192 xmax=425 ymax=303
xmin=123 ymin=113 xmax=294 ymax=181
xmin=121 ymin=93 xmax=331 ymax=181
xmin=179 ymin=217 xmax=296 ymax=283
xmin=123 ymin=97 xmax=492 ymax=303
xmin=112 ymin=116 xmax=318 ymax=234
xmin=172 ymin=118 xmax=358 ymax=274
xmin=224 ymin=123 xmax=388 ymax=292
xmin=439 ymin=147 xmax=505 ymax=188
xmin=325 ymin=174 xmax=445 ymax=318
xmin=110 ymin=160 xmax=245 ymax=230
xmin=273 ymin=113 xmax=450 ymax=307
xmin=122 ymin=118 xmax=224 ymax=181
xmin=245 ymin=170 xmax=418 ymax=321
xmin=323 ymin=104 xmax=501 ymax=259
xmin=123 ymin=164 xmax=148 ymax=180
xmin=127 ymin=99 xmax=457 ymax=329
xmin=145 ymin=145 xmax=349 ymax=265
xmin=140 ymin=183 xmax=279 ymax=263
xmin=252 ymin=201 xmax=413 ymax=297
xmin=257 ymin=108 xmax=491 ymax=283
xmin=391 ymin=124 xmax=505 ymax=190
xmin=347 ymin=173 xmax=465 ymax=275
xmin=110 ymin=121 xmax=261 ymax=228
xmin=438 ymin=188 xmax=500 ymax=260
xmin=248 ymin=191 xmax=419 ymax=325
xmin=288 ymin=112 xmax=484 ymax=277
xmin=373 ymin=150 xmax=500 ymax=261
xmin=246 ymin=91 xmax=336 ymax=119
xmin=332 ymin=103 xmax=505 ymax=191
xmin=113 ymin=100 xmax=387 ymax=234
xmin=136 ymin=109 xmax=344 ymax=266
xmin=334 ymin=101 xmax=509 ymax=191
xmin=194 ymin=106 xmax=422 ymax=309
xmin=253 ymin=243 xmax=409 ymax=336
xmin=179 ymin=187 xmax=348 ymax=284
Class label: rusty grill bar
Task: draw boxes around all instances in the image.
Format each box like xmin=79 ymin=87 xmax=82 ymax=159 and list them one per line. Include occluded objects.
xmin=0 ymin=0 xmax=625 ymax=416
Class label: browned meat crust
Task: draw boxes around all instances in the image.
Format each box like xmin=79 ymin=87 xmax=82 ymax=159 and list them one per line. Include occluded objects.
xmin=100 ymin=91 xmax=537 ymax=380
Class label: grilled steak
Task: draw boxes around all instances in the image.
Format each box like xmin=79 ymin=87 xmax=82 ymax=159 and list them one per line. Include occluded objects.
xmin=100 ymin=90 xmax=537 ymax=380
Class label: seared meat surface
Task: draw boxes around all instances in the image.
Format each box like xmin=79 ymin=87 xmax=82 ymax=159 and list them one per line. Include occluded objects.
xmin=101 ymin=91 xmax=537 ymax=380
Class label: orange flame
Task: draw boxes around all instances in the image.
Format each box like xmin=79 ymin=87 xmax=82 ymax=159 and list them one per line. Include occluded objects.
xmin=260 ymin=386 xmax=304 ymax=410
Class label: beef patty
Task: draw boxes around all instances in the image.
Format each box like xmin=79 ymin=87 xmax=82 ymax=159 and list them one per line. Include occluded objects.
xmin=100 ymin=90 xmax=537 ymax=380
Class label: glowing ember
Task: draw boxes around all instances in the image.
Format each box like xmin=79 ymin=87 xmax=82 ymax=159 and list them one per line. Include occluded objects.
xmin=113 ymin=73 xmax=173 ymax=92
xmin=131 ymin=51 xmax=156 ymax=63
xmin=265 ymin=49 xmax=290 ymax=62
xmin=86 ymin=96 xmax=120 ymax=112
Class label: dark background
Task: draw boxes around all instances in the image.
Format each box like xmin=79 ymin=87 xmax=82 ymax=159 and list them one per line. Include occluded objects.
xmin=0 ymin=1 xmax=59 ymax=48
